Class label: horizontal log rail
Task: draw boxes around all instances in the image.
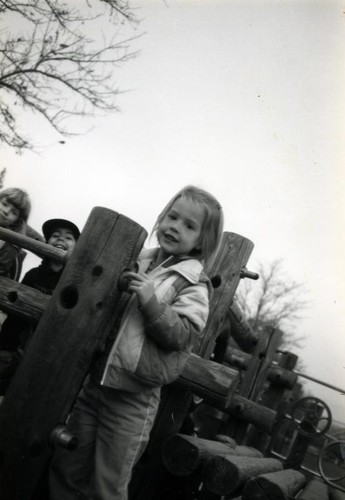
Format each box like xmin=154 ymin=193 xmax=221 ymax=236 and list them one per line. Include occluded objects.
xmin=202 ymin=455 xmax=283 ymax=495
xmin=0 ymin=282 xmax=279 ymax=432
xmin=162 ymin=433 xmax=263 ymax=476
xmin=0 ymin=284 xmax=241 ymax=409
xmin=0 ymin=226 xmax=66 ymax=263
xmin=227 ymin=394 xmax=277 ymax=433
xmin=175 ymin=354 xmax=240 ymax=407
xmin=0 ymin=277 xmax=48 ymax=321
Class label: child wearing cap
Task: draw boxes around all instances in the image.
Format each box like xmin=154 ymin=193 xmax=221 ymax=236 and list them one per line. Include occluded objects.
xmin=0 ymin=218 xmax=80 ymax=392
xmin=22 ymin=218 xmax=80 ymax=294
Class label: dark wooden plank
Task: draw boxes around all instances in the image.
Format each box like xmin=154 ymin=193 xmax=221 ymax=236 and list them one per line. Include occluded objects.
xmin=0 ymin=277 xmax=49 ymax=322
xmin=162 ymin=433 xmax=262 ymax=476
xmin=0 ymin=207 xmax=147 ymax=499
xmin=298 ymin=478 xmax=329 ymax=500
xmin=177 ymin=353 xmax=240 ymax=408
xmin=203 ymin=455 xmax=283 ymax=496
xmin=0 ymin=226 xmax=66 ymax=262
xmin=242 ymin=468 xmax=307 ymax=499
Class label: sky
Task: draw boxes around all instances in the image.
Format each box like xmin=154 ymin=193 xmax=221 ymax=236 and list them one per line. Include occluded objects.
xmin=2 ymin=0 xmax=345 ymax=421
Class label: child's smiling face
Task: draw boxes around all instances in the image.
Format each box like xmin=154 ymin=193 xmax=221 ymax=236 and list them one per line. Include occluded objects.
xmin=0 ymin=197 xmax=20 ymax=228
xmin=157 ymin=197 xmax=205 ymax=258
xmin=47 ymin=227 xmax=77 ymax=257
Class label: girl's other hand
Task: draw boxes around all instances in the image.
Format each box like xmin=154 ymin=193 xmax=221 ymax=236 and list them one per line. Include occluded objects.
xmin=126 ymin=271 xmax=155 ymax=306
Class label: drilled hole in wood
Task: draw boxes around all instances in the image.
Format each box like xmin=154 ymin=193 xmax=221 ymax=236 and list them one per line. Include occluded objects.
xmin=211 ymin=275 xmax=222 ymax=289
xmin=7 ymin=291 xmax=18 ymax=303
xmin=96 ymin=301 xmax=104 ymax=310
xmin=92 ymin=265 xmax=103 ymax=277
xmin=60 ymin=285 xmax=79 ymax=309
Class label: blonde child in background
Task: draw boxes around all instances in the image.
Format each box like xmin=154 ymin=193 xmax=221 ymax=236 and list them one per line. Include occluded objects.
xmin=49 ymin=185 xmax=224 ymax=500
xmin=0 ymin=187 xmax=31 ymax=279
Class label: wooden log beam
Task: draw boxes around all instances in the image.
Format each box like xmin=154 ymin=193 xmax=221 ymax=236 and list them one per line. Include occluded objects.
xmin=298 ymin=478 xmax=329 ymax=500
xmin=227 ymin=300 xmax=258 ymax=353
xmin=0 ymin=226 xmax=66 ymax=263
xmin=227 ymin=394 xmax=277 ymax=433
xmin=0 ymin=282 xmax=241 ymax=412
xmin=200 ymin=232 xmax=255 ymax=359
xmin=0 ymin=207 xmax=147 ymax=499
xmin=177 ymin=353 xmax=240 ymax=408
xmin=267 ymin=365 xmax=298 ymax=389
xmin=162 ymin=434 xmax=262 ymax=476
xmin=0 ymin=277 xmax=49 ymax=321
xmin=242 ymin=468 xmax=307 ymax=500
xmin=203 ymin=455 xmax=283 ymax=495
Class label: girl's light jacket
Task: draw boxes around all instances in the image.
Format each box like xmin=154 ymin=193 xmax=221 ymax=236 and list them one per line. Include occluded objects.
xmin=99 ymin=248 xmax=210 ymax=392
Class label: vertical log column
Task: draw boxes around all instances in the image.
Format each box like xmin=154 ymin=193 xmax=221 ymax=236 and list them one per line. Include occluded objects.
xmin=0 ymin=207 xmax=147 ymax=499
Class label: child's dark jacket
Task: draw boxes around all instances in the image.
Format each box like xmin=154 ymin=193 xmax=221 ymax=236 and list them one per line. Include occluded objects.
xmin=0 ymin=242 xmax=21 ymax=279
xmin=22 ymin=260 xmax=63 ymax=294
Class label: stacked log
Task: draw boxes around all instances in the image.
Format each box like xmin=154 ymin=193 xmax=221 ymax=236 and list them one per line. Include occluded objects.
xmin=242 ymin=468 xmax=306 ymax=499
xmin=297 ymin=478 xmax=329 ymax=499
xmin=162 ymin=433 xmax=262 ymax=476
xmin=202 ymin=454 xmax=283 ymax=496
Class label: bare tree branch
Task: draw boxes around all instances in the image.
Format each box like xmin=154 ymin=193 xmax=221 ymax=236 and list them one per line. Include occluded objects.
xmin=236 ymin=259 xmax=309 ymax=350
xmin=0 ymin=0 xmax=140 ymax=151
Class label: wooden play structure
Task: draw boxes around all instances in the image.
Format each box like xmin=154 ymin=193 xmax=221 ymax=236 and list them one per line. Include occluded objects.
xmin=0 ymin=207 xmax=344 ymax=499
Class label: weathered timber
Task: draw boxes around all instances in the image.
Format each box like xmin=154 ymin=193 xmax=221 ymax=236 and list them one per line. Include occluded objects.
xmin=0 ymin=277 xmax=49 ymax=321
xmin=267 ymin=364 xmax=298 ymax=389
xmin=227 ymin=394 xmax=277 ymax=433
xmin=0 ymin=207 xmax=147 ymax=499
xmin=200 ymin=232 xmax=255 ymax=359
xmin=202 ymin=455 xmax=283 ymax=495
xmin=246 ymin=350 xmax=298 ymax=452
xmin=177 ymin=353 xmax=240 ymax=408
xmin=241 ymin=468 xmax=307 ymax=499
xmin=0 ymin=292 xmax=240 ymax=410
xmin=214 ymin=434 xmax=237 ymax=447
xmin=0 ymin=226 xmax=66 ymax=263
xmin=298 ymin=478 xmax=329 ymax=500
xmin=162 ymin=433 xmax=262 ymax=476
xmin=130 ymin=232 xmax=254 ymax=500
xmin=225 ymin=348 xmax=298 ymax=389
xmin=25 ymin=225 xmax=44 ymax=242
xmin=227 ymin=300 xmax=258 ymax=353
xmin=222 ymin=329 xmax=283 ymax=443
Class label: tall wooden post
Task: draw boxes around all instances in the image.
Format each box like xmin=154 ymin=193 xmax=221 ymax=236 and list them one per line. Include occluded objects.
xmin=0 ymin=207 xmax=147 ymax=499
